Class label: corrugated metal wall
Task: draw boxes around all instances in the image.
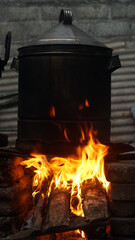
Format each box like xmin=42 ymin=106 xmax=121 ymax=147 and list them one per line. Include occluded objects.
xmin=0 ymin=42 xmax=135 ymax=147
xmin=108 ymin=42 xmax=135 ymax=143
xmin=0 ymin=60 xmax=18 ymax=146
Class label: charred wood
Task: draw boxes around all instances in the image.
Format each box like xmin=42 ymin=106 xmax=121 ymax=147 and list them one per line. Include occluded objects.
xmin=0 ymin=174 xmax=32 ymax=201
xmin=33 ymin=195 xmax=46 ymax=229
xmin=82 ymin=180 xmax=108 ymax=222
xmin=2 ymin=183 xmax=108 ymax=240
xmin=0 ymin=165 xmax=24 ymax=188
xmin=43 ymin=189 xmax=70 ymax=232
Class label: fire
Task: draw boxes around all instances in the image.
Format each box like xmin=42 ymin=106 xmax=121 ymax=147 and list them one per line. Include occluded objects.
xmin=49 ymin=106 xmax=55 ymax=117
xmin=21 ymin=128 xmax=109 ymax=217
xmin=79 ymin=99 xmax=90 ymax=110
xmin=79 ymin=104 xmax=83 ymax=110
xmin=64 ymin=128 xmax=70 ymax=142
xmin=84 ymin=99 xmax=89 ymax=107
xmin=38 ymin=229 xmax=87 ymax=239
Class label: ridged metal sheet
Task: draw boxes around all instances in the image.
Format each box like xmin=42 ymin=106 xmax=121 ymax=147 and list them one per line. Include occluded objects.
xmin=0 ymin=60 xmax=18 ymax=146
xmin=108 ymin=42 xmax=135 ymax=143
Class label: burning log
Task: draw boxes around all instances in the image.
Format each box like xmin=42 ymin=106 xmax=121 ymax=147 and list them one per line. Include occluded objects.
xmin=43 ymin=189 xmax=70 ymax=233
xmin=3 ymin=183 xmax=109 ymax=240
xmin=33 ymin=195 xmax=45 ymax=228
xmin=82 ymin=182 xmax=108 ymax=222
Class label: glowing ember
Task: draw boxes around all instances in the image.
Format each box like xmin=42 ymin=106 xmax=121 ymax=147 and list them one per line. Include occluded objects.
xmin=50 ymin=106 xmax=55 ymax=117
xmin=21 ymin=128 xmax=109 ymax=217
xmin=79 ymin=104 xmax=84 ymax=110
xmin=38 ymin=229 xmax=87 ymax=239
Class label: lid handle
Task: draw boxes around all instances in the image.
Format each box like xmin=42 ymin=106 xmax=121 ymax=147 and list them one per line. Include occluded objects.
xmin=59 ymin=9 xmax=72 ymax=25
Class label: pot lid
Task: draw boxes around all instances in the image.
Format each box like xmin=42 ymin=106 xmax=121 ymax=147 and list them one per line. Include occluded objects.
xmin=19 ymin=9 xmax=112 ymax=56
xmin=34 ymin=10 xmax=105 ymax=47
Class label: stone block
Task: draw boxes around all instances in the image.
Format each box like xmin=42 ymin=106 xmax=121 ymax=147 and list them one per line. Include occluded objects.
xmin=111 ymin=0 xmax=133 ymax=2
xmin=72 ymin=4 xmax=109 ymax=19
xmin=7 ymin=43 xmax=22 ymax=57
xmin=41 ymin=4 xmax=109 ymax=21
xmin=0 ymin=202 xmax=15 ymax=217
xmin=0 ymin=22 xmax=24 ymax=43
xmin=112 ymin=3 xmax=135 ymax=18
xmin=74 ymin=20 xmax=96 ymax=35
xmin=131 ymin=22 xmax=135 ymax=35
xmin=105 ymin=160 xmax=135 ymax=183
xmin=0 ymin=6 xmax=39 ymax=22
xmin=23 ymin=20 xmax=56 ymax=41
xmin=95 ymin=21 xmax=130 ymax=38
xmin=41 ymin=6 xmax=64 ymax=20
xmin=111 ymin=183 xmax=135 ymax=201
xmin=109 ymin=200 xmax=135 ymax=217
xmin=0 ymin=216 xmax=12 ymax=232
xmin=111 ymin=218 xmax=135 ymax=237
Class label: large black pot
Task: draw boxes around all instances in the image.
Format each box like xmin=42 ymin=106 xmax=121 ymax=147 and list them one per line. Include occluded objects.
xmin=14 ymin=10 xmax=121 ymax=155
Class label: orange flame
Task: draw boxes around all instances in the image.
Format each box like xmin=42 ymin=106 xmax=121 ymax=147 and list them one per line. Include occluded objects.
xmin=21 ymin=155 xmax=52 ymax=198
xmin=80 ymin=128 xmax=85 ymax=143
xmin=50 ymin=106 xmax=55 ymax=117
xmin=79 ymin=99 xmax=89 ymax=110
xmin=85 ymin=99 xmax=89 ymax=107
xmin=21 ymin=128 xmax=109 ymax=217
xmin=38 ymin=229 xmax=87 ymax=239
xmin=79 ymin=104 xmax=84 ymax=110
xmin=64 ymin=128 xmax=70 ymax=142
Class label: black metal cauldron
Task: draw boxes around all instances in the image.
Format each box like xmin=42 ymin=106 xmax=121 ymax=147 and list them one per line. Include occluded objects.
xmin=13 ymin=10 xmax=121 ymax=155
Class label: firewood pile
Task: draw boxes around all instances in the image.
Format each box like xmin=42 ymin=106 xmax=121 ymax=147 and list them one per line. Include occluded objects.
xmin=0 ymin=149 xmax=33 ymax=239
xmin=0 ymin=149 xmax=109 ymax=240
xmin=0 ymin=143 xmax=135 ymax=240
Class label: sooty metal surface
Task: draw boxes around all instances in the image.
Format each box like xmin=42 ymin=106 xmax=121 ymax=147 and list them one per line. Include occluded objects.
xmin=15 ymin=10 xmax=121 ymax=155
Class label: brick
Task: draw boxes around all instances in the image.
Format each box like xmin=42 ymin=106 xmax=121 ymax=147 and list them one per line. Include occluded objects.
xmin=105 ymin=160 xmax=135 ymax=183
xmin=131 ymin=22 xmax=135 ymax=34
xmin=0 ymin=217 xmax=12 ymax=232
xmin=112 ymin=3 xmax=135 ymax=18
xmin=72 ymin=4 xmax=109 ymax=19
xmin=23 ymin=21 xmax=56 ymax=42
xmin=74 ymin=20 xmax=96 ymax=36
xmin=23 ymin=0 xmax=109 ymax=5
xmin=111 ymin=183 xmax=135 ymax=200
xmin=111 ymin=218 xmax=135 ymax=237
xmin=41 ymin=4 xmax=109 ymax=21
xmin=0 ymin=42 xmax=22 ymax=57
xmin=95 ymin=21 xmax=130 ymax=38
xmin=0 ymin=202 xmax=13 ymax=216
xmin=109 ymin=200 xmax=135 ymax=217
xmin=111 ymin=0 xmax=134 ymax=3
xmin=0 ymin=6 xmax=39 ymax=22
xmin=41 ymin=6 xmax=64 ymax=20
xmin=0 ymin=22 xmax=24 ymax=42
